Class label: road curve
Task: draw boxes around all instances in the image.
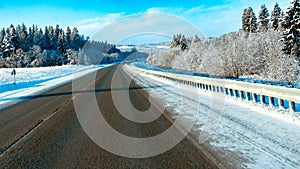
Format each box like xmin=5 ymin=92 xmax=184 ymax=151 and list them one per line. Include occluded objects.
xmin=0 ymin=65 xmax=221 ymax=169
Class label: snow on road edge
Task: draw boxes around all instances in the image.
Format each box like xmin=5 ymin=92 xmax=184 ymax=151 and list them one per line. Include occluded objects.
xmin=125 ymin=64 xmax=300 ymax=169
xmin=0 ymin=64 xmax=114 ymax=110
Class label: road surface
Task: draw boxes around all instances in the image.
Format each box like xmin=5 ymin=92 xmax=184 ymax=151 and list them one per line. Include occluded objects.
xmin=0 ymin=65 xmax=221 ymax=169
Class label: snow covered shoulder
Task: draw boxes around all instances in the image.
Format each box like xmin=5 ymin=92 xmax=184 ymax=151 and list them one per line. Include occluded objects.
xmin=0 ymin=65 xmax=111 ymax=109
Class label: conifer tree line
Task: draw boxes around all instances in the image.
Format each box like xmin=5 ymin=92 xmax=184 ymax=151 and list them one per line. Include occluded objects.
xmin=149 ymin=1 xmax=300 ymax=83
xmin=241 ymin=1 xmax=300 ymax=61
xmin=0 ymin=23 xmax=116 ymax=68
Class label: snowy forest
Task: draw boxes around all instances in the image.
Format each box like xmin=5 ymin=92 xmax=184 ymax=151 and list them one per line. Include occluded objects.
xmin=0 ymin=24 xmax=121 ymax=68
xmin=148 ymin=1 xmax=300 ymax=83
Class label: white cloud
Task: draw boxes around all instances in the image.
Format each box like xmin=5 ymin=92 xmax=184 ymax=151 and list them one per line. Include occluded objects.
xmin=92 ymin=13 xmax=203 ymax=44
xmin=185 ymin=5 xmax=229 ymax=14
xmin=76 ymin=17 xmax=102 ymax=25
xmin=146 ymin=7 xmax=184 ymax=14
xmin=74 ymin=12 xmax=125 ymax=37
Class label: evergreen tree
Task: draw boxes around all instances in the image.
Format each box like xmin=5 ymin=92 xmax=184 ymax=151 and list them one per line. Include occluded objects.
xmin=242 ymin=7 xmax=258 ymax=34
xmin=57 ymin=31 xmax=66 ymax=65
xmin=0 ymin=23 xmax=113 ymax=68
xmin=43 ymin=26 xmax=50 ymax=50
xmin=170 ymin=34 xmax=180 ymax=48
xmin=9 ymin=24 xmax=19 ymax=49
xmin=48 ymin=26 xmax=54 ymax=50
xmin=26 ymin=27 xmax=34 ymax=49
xmin=16 ymin=24 xmax=21 ymax=35
xmin=58 ymin=31 xmax=66 ymax=54
xmin=258 ymin=5 xmax=270 ymax=32
xmin=33 ymin=28 xmax=43 ymax=46
xmin=2 ymin=31 xmax=15 ymax=58
xmin=71 ymin=27 xmax=82 ymax=50
xmin=248 ymin=7 xmax=258 ymax=33
xmin=180 ymin=34 xmax=188 ymax=51
xmin=54 ymin=24 xmax=60 ymax=39
xmin=281 ymin=0 xmax=300 ymax=58
xmin=280 ymin=11 xmax=285 ymax=30
xmin=271 ymin=3 xmax=282 ymax=30
xmin=48 ymin=26 xmax=54 ymax=36
xmin=18 ymin=23 xmax=28 ymax=51
xmin=0 ymin=28 xmax=5 ymax=51
xmin=242 ymin=8 xmax=248 ymax=33
xmin=65 ymin=26 xmax=71 ymax=49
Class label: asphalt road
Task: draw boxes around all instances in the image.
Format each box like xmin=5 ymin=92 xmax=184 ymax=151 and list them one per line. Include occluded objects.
xmin=0 ymin=65 xmax=221 ymax=169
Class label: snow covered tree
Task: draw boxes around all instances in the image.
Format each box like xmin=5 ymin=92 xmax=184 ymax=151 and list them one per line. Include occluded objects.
xmin=280 ymin=0 xmax=300 ymax=82
xmin=33 ymin=28 xmax=43 ymax=46
xmin=248 ymin=7 xmax=258 ymax=33
xmin=18 ymin=23 xmax=28 ymax=51
xmin=65 ymin=26 xmax=71 ymax=49
xmin=242 ymin=8 xmax=248 ymax=33
xmin=57 ymin=31 xmax=67 ymax=65
xmin=58 ymin=31 xmax=66 ymax=54
xmin=271 ymin=3 xmax=282 ymax=30
xmin=1 ymin=31 xmax=15 ymax=58
xmin=71 ymin=27 xmax=81 ymax=50
xmin=147 ymin=5 xmax=300 ymax=83
xmin=26 ymin=27 xmax=34 ymax=49
xmin=0 ymin=23 xmax=113 ymax=67
xmin=54 ymin=24 xmax=60 ymax=39
xmin=31 ymin=46 xmax=47 ymax=67
xmin=66 ymin=49 xmax=79 ymax=65
xmin=47 ymin=26 xmax=55 ymax=50
xmin=192 ymin=34 xmax=200 ymax=44
xmin=258 ymin=5 xmax=270 ymax=32
xmin=49 ymin=25 xmax=60 ymax=50
xmin=15 ymin=48 xmax=30 ymax=67
xmin=281 ymin=0 xmax=300 ymax=58
xmin=242 ymin=7 xmax=258 ymax=35
xmin=43 ymin=26 xmax=50 ymax=50
xmin=9 ymin=24 xmax=19 ymax=49
xmin=170 ymin=34 xmax=180 ymax=48
xmin=180 ymin=34 xmax=188 ymax=51
xmin=169 ymin=34 xmax=188 ymax=50
xmin=0 ymin=28 xmax=5 ymax=51
xmin=28 ymin=45 xmax=44 ymax=67
xmin=279 ymin=11 xmax=286 ymax=31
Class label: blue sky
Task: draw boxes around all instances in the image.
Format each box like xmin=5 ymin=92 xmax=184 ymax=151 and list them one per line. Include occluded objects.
xmin=0 ymin=0 xmax=290 ymax=42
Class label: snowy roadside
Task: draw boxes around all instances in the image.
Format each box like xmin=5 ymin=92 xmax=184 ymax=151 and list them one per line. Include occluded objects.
xmin=130 ymin=61 xmax=300 ymax=89
xmin=124 ymin=64 xmax=300 ymax=169
xmin=0 ymin=64 xmax=114 ymax=110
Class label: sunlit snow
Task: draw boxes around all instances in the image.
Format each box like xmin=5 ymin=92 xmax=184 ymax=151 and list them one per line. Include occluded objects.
xmin=125 ymin=63 xmax=300 ymax=169
xmin=0 ymin=64 xmax=113 ymax=109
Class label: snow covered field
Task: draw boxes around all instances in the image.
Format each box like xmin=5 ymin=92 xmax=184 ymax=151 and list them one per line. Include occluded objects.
xmin=124 ymin=64 xmax=300 ymax=169
xmin=0 ymin=64 xmax=113 ymax=109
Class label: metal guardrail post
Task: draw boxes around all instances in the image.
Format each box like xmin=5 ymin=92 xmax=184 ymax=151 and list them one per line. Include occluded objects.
xmin=246 ymin=92 xmax=251 ymax=101
xmin=270 ymin=97 xmax=275 ymax=108
xmin=289 ymin=101 xmax=296 ymax=113
xmin=278 ymin=99 xmax=284 ymax=110
xmin=261 ymin=95 xmax=266 ymax=105
xmin=253 ymin=93 xmax=257 ymax=103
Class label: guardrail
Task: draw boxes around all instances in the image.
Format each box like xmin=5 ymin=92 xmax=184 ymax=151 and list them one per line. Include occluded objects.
xmin=125 ymin=64 xmax=300 ymax=113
